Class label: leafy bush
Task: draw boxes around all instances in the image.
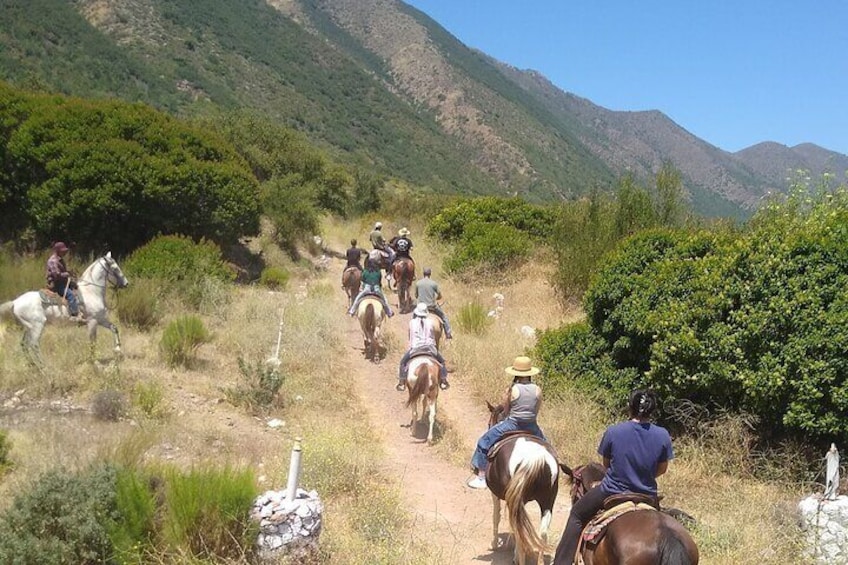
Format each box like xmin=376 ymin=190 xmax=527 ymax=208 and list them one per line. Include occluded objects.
xmin=427 ymin=196 xmax=555 ymax=242
xmin=226 ymin=357 xmax=285 ymax=412
xmin=455 ymin=300 xmax=492 ymax=335
xmin=444 ymin=221 xmax=531 ymax=274
xmin=1 ymin=85 xmax=260 ymax=253
xmin=160 ymin=316 xmax=211 ymax=368
xmin=161 ymin=466 xmax=257 ymax=560
xmin=0 ymin=465 xmax=119 ymax=564
xmin=91 ymin=390 xmax=127 ymax=422
xmin=125 ymin=235 xmax=233 ymax=284
xmin=540 ymin=185 xmax=848 ymax=443
xmin=115 ymin=278 xmax=160 ymax=331
xmin=259 ymin=266 xmax=290 ymax=289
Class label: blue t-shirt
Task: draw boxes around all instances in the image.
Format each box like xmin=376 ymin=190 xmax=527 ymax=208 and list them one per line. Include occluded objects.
xmin=598 ymin=421 xmax=673 ymax=496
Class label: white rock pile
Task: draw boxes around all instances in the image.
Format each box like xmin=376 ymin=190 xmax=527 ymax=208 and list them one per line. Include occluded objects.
xmin=251 ymin=487 xmax=323 ymax=562
xmin=799 ymin=495 xmax=848 ymax=564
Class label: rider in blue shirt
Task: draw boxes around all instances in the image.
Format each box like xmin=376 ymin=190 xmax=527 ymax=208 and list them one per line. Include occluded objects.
xmin=553 ymin=389 xmax=673 ymax=565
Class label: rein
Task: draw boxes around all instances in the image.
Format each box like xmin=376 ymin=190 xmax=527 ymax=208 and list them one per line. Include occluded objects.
xmin=76 ymin=258 xmax=117 ymax=290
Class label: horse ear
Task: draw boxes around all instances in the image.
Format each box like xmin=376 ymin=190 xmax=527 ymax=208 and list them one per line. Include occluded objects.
xmin=106 ymin=251 xmax=112 ymax=258
xmin=486 ymin=400 xmax=496 ymax=413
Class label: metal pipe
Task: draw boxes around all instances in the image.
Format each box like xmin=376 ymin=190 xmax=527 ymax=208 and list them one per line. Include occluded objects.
xmin=285 ymin=437 xmax=303 ymax=503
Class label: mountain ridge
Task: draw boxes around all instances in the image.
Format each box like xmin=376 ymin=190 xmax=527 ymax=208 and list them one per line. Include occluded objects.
xmin=0 ymin=0 xmax=845 ymax=217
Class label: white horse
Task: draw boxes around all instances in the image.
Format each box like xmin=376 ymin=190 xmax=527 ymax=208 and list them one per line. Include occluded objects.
xmin=0 ymin=252 xmax=129 ymax=358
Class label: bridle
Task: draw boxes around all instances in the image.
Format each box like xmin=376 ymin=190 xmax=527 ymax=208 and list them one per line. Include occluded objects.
xmin=76 ymin=257 xmax=123 ymax=290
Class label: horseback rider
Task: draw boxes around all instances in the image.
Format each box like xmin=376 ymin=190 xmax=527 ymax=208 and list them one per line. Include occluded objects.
xmin=552 ymin=389 xmax=674 ymax=565
xmin=46 ymin=241 xmax=84 ymax=321
xmin=414 ymin=268 xmax=453 ymax=339
xmin=347 ymin=257 xmax=395 ymax=317
xmin=389 ymin=227 xmax=413 ymax=266
xmin=397 ymin=302 xmax=449 ymax=392
xmin=345 ymin=239 xmax=366 ymax=271
xmin=467 ymin=356 xmax=546 ymax=489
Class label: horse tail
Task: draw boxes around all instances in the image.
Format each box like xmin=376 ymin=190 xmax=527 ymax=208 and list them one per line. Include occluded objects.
xmin=405 ymin=362 xmax=430 ymax=408
xmin=657 ymin=522 xmax=696 ymax=565
xmin=505 ymin=454 xmax=552 ymax=556
xmin=364 ymin=302 xmax=375 ymax=333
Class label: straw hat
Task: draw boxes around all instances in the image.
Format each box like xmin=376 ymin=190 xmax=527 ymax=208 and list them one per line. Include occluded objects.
xmin=504 ymin=356 xmax=540 ymax=377
xmin=398 ymin=227 xmax=410 ymax=237
xmin=374 ymin=222 xmax=382 ymax=229
xmin=413 ymin=303 xmax=429 ymax=317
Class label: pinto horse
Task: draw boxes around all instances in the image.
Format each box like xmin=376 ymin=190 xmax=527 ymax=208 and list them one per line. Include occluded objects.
xmin=341 ymin=267 xmax=361 ymax=308
xmin=356 ymin=297 xmax=385 ymax=361
xmin=484 ymin=401 xmax=569 ymax=565
xmin=0 ymin=253 xmax=129 ymax=361
xmin=558 ymin=462 xmax=699 ymax=565
xmin=404 ymin=355 xmax=441 ymax=444
xmin=391 ymin=257 xmax=415 ymax=313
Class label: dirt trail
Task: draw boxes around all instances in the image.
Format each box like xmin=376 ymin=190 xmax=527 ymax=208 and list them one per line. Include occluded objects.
xmin=329 ymin=258 xmax=572 ymax=564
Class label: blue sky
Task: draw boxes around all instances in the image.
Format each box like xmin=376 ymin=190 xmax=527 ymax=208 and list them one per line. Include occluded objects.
xmin=404 ymin=1 xmax=848 ymax=155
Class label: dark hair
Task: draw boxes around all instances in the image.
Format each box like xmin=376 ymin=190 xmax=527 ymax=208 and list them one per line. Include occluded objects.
xmin=351 ymin=239 xmax=357 ymax=246
xmin=423 ymin=267 xmax=432 ymax=276
xmin=628 ymin=389 xmax=658 ymax=419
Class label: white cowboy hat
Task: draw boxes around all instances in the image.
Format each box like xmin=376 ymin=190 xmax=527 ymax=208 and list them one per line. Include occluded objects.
xmin=413 ymin=303 xmax=429 ymax=317
xmin=374 ymin=221 xmax=383 ymax=229
xmin=398 ymin=227 xmax=410 ymax=236
xmin=504 ymin=356 xmax=540 ymax=377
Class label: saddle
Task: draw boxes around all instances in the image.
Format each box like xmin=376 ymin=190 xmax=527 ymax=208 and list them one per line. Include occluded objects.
xmin=487 ymin=432 xmax=556 ymax=463
xmin=39 ymin=289 xmax=67 ymax=307
xmin=578 ymin=496 xmax=658 ymax=549
xmin=408 ymin=347 xmax=438 ymax=362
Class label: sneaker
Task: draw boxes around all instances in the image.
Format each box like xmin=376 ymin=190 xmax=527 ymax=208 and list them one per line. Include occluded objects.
xmin=439 ymin=381 xmax=449 ymax=390
xmin=396 ymin=382 xmax=406 ymax=392
xmin=467 ymin=476 xmax=487 ymax=490
xmin=446 ymin=334 xmax=453 ymax=340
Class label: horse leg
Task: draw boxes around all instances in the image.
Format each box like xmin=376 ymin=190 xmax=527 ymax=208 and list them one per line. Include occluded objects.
xmin=539 ymin=505 xmax=553 ymax=564
xmin=426 ymin=395 xmax=436 ymax=444
xmin=96 ymin=317 xmax=121 ymax=355
xmin=491 ymin=492 xmax=501 ymax=550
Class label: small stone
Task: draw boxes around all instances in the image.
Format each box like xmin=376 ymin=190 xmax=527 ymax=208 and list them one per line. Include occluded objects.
xmin=267 ymin=418 xmax=285 ymax=428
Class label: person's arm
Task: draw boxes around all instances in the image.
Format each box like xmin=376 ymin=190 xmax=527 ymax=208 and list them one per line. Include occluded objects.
xmin=655 ymin=461 xmax=669 ymax=477
xmin=603 ymin=456 xmax=611 ymax=470
xmin=501 ymin=385 xmax=513 ymax=413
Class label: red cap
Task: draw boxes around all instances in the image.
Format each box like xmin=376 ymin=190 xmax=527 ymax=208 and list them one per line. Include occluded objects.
xmin=53 ymin=242 xmax=69 ymax=252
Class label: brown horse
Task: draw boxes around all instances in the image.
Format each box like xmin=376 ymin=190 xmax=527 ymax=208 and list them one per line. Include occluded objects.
xmin=428 ymin=313 xmax=443 ymax=350
xmin=484 ymin=402 xmax=569 ymax=565
xmin=392 ymin=257 xmax=415 ymax=313
xmin=341 ymin=267 xmax=361 ymax=307
xmin=404 ymin=355 xmax=441 ymax=444
xmin=356 ymin=297 xmax=385 ymax=361
xmin=559 ymin=462 xmax=699 ymax=565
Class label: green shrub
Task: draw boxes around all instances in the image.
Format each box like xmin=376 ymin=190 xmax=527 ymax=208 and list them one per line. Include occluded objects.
xmin=91 ymin=390 xmax=128 ymax=422
xmin=0 ymin=465 xmax=119 ymax=564
xmin=226 ymin=357 xmax=285 ymax=412
xmin=108 ymin=468 xmax=157 ymax=563
xmin=125 ymin=235 xmax=234 ymax=284
xmin=427 ymin=196 xmax=555 ymax=242
xmin=160 ymin=316 xmax=211 ymax=368
xmin=161 ymin=466 xmax=257 ymax=560
xmin=455 ymin=300 xmax=492 ymax=335
xmin=0 ymin=430 xmax=12 ymax=475
xmin=259 ymin=266 xmax=290 ymax=289
xmin=542 ymin=184 xmax=848 ymax=442
xmin=115 ymin=278 xmax=160 ymax=331
xmin=131 ymin=380 xmax=167 ymax=419
xmin=444 ymin=221 xmax=531 ymax=274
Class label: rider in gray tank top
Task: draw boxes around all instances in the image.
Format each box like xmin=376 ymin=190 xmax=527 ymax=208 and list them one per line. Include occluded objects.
xmin=509 ymin=382 xmax=541 ymax=424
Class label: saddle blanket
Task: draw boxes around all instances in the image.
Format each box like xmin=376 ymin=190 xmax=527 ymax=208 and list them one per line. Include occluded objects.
xmin=582 ymin=500 xmax=656 ymax=543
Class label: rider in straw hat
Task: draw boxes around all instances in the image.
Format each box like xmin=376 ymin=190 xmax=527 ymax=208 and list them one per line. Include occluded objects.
xmin=397 ymin=302 xmax=449 ymax=392
xmin=467 ymin=356 xmax=546 ymax=489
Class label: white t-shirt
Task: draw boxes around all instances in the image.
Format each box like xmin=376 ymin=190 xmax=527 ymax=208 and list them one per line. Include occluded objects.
xmin=408 ymin=316 xmax=436 ymax=349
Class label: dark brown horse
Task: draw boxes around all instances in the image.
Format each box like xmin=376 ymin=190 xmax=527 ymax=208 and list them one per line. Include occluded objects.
xmin=392 ymin=257 xmax=415 ymax=313
xmin=341 ymin=267 xmax=361 ymax=308
xmin=559 ymin=462 xmax=699 ymax=565
xmin=484 ymin=401 xmax=570 ymax=565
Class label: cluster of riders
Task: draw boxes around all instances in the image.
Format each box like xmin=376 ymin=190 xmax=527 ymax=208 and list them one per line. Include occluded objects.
xmin=341 ymin=222 xmax=695 ymax=564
